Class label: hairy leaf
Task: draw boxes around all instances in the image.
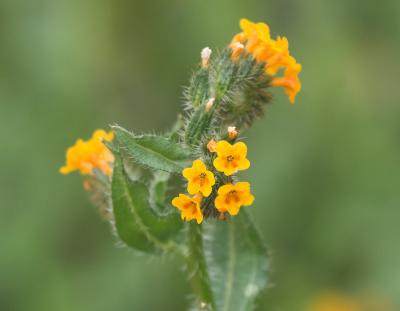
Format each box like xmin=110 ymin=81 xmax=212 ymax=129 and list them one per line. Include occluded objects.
xmin=113 ymin=125 xmax=191 ymax=173
xmin=186 ymin=224 xmax=216 ymax=310
xmin=202 ymin=211 xmax=269 ymax=311
xmin=112 ymin=153 xmax=183 ymax=254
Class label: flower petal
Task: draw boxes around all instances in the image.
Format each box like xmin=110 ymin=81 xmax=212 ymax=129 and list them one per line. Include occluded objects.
xmin=182 ymin=167 xmax=194 ymax=179
xmin=187 ymin=181 xmax=199 ymax=195
xmin=201 ymin=185 xmax=212 ymax=197
xmin=214 ymin=195 xmax=227 ymax=212
xmin=213 ymin=157 xmax=226 ymax=173
xmin=217 ymin=183 xmax=234 ymax=195
xmin=206 ymin=171 xmax=216 ymax=186
xmin=216 ymin=140 xmax=232 ymax=156
xmin=233 ymin=141 xmax=247 ymax=157
xmin=238 ymin=158 xmax=250 ymax=171
xmin=235 ymin=182 xmax=250 ymax=191
xmin=227 ymin=204 xmax=241 ymax=216
xmin=192 ymin=159 xmax=206 ymax=172
xmin=242 ymin=194 xmax=255 ymax=206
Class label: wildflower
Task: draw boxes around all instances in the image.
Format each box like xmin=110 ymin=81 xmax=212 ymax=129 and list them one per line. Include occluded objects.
xmin=172 ymin=193 xmax=203 ymax=224
xmin=214 ymin=182 xmax=254 ymax=215
xmin=60 ymin=129 xmax=114 ymax=176
xmin=227 ymin=126 xmax=238 ymax=140
xmin=213 ymin=140 xmax=250 ymax=176
xmin=183 ymin=159 xmax=216 ymax=197
xmin=201 ymin=47 xmax=212 ymax=68
xmin=271 ymin=59 xmax=302 ymax=104
xmin=205 ymin=97 xmax=215 ymax=112
xmin=230 ymin=18 xmax=302 ymax=103
xmin=207 ymin=139 xmax=217 ymax=153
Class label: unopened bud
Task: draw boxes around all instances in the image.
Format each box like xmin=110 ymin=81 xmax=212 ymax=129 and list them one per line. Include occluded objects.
xmin=230 ymin=42 xmax=244 ymax=60
xmin=207 ymin=139 xmax=217 ymax=153
xmin=228 ymin=126 xmax=238 ymax=140
xmin=201 ymin=47 xmax=212 ymax=68
xmin=205 ymin=97 xmax=215 ymax=112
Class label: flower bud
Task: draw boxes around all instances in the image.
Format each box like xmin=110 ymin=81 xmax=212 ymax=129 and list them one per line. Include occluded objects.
xmin=228 ymin=126 xmax=238 ymax=140
xmin=201 ymin=47 xmax=212 ymax=68
xmin=207 ymin=139 xmax=217 ymax=153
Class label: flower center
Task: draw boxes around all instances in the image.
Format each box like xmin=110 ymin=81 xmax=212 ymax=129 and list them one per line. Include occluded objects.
xmin=227 ymin=155 xmax=234 ymax=162
xmin=199 ymin=172 xmax=207 ymax=179
xmin=225 ymin=190 xmax=241 ymax=204
xmin=184 ymin=201 xmax=197 ymax=210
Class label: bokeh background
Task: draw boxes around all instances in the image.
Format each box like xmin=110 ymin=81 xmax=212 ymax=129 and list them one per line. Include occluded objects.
xmin=1 ymin=0 xmax=399 ymax=310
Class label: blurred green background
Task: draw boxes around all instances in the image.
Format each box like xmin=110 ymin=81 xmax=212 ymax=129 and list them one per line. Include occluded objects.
xmin=1 ymin=0 xmax=399 ymax=310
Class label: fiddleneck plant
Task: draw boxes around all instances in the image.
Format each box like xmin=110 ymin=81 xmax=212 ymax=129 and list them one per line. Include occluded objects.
xmin=61 ymin=19 xmax=301 ymax=311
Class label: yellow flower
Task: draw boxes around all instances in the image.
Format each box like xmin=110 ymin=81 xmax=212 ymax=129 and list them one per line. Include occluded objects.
xmin=213 ymin=140 xmax=250 ymax=176
xmin=172 ymin=193 xmax=203 ymax=224
xmin=214 ymin=182 xmax=254 ymax=215
xmin=60 ymin=129 xmax=114 ymax=176
xmin=183 ymin=160 xmax=216 ymax=197
xmin=230 ymin=18 xmax=302 ymax=103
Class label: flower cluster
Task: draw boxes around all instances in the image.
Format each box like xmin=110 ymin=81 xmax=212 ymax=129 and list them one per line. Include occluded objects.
xmin=60 ymin=129 xmax=114 ymax=176
xmin=172 ymin=139 xmax=254 ymax=224
xmin=230 ymin=18 xmax=301 ymax=103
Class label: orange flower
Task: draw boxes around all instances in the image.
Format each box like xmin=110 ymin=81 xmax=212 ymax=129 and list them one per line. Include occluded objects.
xmin=271 ymin=58 xmax=302 ymax=104
xmin=60 ymin=129 xmax=114 ymax=176
xmin=183 ymin=160 xmax=216 ymax=197
xmin=230 ymin=18 xmax=302 ymax=103
xmin=214 ymin=182 xmax=255 ymax=215
xmin=213 ymin=140 xmax=250 ymax=176
xmin=240 ymin=18 xmax=270 ymax=43
xmin=172 ymin=193 xmax=203 ymax=224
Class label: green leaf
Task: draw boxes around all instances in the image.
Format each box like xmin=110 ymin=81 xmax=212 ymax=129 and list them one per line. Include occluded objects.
xmin=113 ymin=125 xmax=191 ymax=173
xmin=186 ymin=224 xmax=216 ymax=310
xmin=149 ymin=171 xmax=170 ymax=213
xmin=111 ymin=152 xmax=183 ymax=254
xmin=202 ymin=211 xmax=269 ymax=311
